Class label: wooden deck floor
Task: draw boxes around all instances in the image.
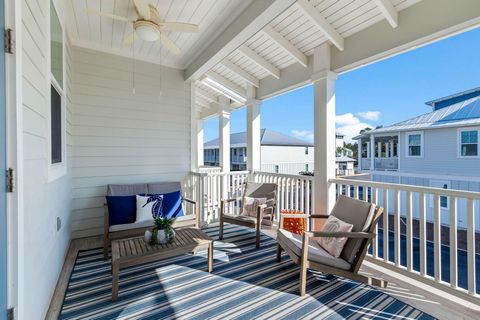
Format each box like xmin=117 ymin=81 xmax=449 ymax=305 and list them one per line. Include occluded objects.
xmin=46 ymin=227 xmax=480 ymax=320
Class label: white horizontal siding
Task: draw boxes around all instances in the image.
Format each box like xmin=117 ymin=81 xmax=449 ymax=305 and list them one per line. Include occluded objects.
xmin=70 ymin=47 xmax=191 ymax=238
xmin=21 ymin=1 xmax=73 ymax=319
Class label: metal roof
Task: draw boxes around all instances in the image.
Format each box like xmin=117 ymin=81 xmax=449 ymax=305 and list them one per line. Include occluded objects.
xmin=336 ymin=155 xmax=356 ymax=163
xmin=204 ymin=129 xmax=313 ymax=149
xmin=355 ymin=96 xmax=480 ymax=139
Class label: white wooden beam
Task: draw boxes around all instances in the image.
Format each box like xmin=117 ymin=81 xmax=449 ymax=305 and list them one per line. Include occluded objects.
xmin=204 ymin=71 xmax=247 ymax=98
xmin=373 ymin=0 xmax=398 ymax=28
xmin=296 ymin=0 xmax=344 ymax=51
xmin=262 ymin=25 xmax=308 ymax=67
xmin=238 ymin=45 xmax=280 ymax=79
xmin=196 ymin=96 xmax=213 ymax=109
xmin=220 ymin=60 xmax=260 ymax=87
xmin=184 ymin=0 xmax=297 ymax=80
xmin=196 ymin=87 xmax=218 ymax=104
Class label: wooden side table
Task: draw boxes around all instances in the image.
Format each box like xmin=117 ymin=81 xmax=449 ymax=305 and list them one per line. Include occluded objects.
xmin=111 ymin=227 xmax=213 ymax=300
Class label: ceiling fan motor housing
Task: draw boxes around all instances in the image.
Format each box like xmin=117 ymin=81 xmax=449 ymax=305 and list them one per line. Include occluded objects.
xmin=134 ymin=20 xmax=160 ymax=42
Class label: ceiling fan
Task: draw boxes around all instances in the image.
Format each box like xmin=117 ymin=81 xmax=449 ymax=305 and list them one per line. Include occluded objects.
xmin=85 ymin=0 xmax=199 ymax=55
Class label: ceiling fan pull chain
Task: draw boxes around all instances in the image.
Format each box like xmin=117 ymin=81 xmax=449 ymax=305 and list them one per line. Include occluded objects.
xmin=132 ymin=31 xmax=136 ymax=94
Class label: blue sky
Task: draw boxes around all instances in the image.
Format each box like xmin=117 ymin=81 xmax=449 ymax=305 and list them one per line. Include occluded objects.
xmin=204 ymin=27 xmax=480 ymax=143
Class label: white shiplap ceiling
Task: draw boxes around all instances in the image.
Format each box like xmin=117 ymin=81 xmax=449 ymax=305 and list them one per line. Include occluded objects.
xmin=196 ymin=0 xmax=422 ymax=117
xmin=65 ymin=0 xmax=254 ymax=69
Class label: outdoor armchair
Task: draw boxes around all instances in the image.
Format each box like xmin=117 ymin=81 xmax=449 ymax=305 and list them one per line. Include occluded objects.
xmin=276 ymin=195 xmax=386 ymax=296
xmin=219 ymin=182 xmax=277 ymax=248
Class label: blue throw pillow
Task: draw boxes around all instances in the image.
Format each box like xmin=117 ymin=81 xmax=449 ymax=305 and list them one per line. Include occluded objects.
xmin=106 ymin=195 xmax=137 ymax=226
xmin=149 ymin=191 xmax=185 ymax=219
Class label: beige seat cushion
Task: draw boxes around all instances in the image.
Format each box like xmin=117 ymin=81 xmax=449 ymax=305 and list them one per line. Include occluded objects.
xmin=109 ymin=215 xmax=195 ymax=232
xmin=277 ymin=229 xmax=351 ymax=270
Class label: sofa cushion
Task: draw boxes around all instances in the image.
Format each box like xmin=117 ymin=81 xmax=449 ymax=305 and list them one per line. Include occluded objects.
xmin=109 ymin=220 xmax=154 ymax=232
xmin=106 ymin=195 xmax=137 ymax=226
xmin=277 ymin=229 xmax=351 ymax=271
xmin=161 ymin=191 xmax=185 ymax=218
xmin=147 ymin=182 xmax=181 ymax=195
xmin=331 ymin=195 xmax=375 ymax=264
xmin=107 ymin=183 xmax=148 ymax=196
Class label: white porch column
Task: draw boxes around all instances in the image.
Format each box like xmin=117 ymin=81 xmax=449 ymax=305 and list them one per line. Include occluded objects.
xmin=366 ymin=141 xmax=370 ymax=158
xmin=358 ymin=138 xmax=362 ymax=171
xmin=218 ymin=97 xmax=231 ymax=172
xmin=312 ymin=43 xmax=337 ymax=218
xmin=190 ymin=82 xmax=204 ymax=171
xmin=390 ymin=140 xmax=395 ymax=157
xmin=385 ymin=142 xmax=389 ymax=158
xmin=377 ymin=142 xmax=382 ymax=158
xmin=370 ymin=135 xmax=375 ymax=170
xmin=246 ymin=87 xmax=261 ymax=177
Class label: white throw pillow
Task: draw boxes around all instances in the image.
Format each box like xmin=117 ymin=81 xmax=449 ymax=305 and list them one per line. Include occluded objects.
xmin=241 ymin=196 xmax=267 ymax=217
xmin=136 ymin=194 xmax=164 ymax=222
xmin=318 ymin=215 xmax=353 ymax=258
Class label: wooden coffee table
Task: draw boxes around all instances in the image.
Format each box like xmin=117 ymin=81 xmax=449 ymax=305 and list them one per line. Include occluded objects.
xmin=111 ymin=227 xmax=213 ymax=300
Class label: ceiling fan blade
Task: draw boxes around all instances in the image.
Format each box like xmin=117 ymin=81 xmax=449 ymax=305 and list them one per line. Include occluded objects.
xmin=85 ymin=8 xmax=130 ymax=22
xmin=159 ymin=34 xmax=181 ymax=55
xmin=133 ymin=0 xmax=150 ymax=20
xmin=122 ymin=33 xmax=134 ymax=46
xmin=160 ymin=22 xmax=199 ymax=33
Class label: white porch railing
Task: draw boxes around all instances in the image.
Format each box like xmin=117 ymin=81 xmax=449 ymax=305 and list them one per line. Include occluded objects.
xmin=331 ymin=177 xmax=480 ymax=300
xmin=184 ymin=171 xmax=480 ymax=301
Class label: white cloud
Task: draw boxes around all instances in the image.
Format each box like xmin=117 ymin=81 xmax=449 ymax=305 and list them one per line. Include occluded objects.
xmin=292 ymin=130 xmax=314 ymax=142
xmin=336 ymin=113 xmax=372 ymax=142
xmin=357 ymin=111 xmax=380 ymax=121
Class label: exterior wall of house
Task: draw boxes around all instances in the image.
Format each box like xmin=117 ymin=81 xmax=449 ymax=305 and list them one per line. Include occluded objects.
xmin=399 ymin=127 xmax=480 ymax=176
xmin=261 ymin=145 xmax=314 ymax=174
xmin=21 ymin=1 xmax=73 ymax=318
xmin=70 ymin=47 xmax=191 ymax=238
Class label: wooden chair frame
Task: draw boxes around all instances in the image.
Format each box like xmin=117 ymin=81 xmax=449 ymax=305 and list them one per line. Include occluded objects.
xmin=219 ymin=182 xmax=277 ymax=248
xmin=103 ymin=197 xmax=197 ymax=260
xmin=276 ymin=206 xmax=387 ymax=296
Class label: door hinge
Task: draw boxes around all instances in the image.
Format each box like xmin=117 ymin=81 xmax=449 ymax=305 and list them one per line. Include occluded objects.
xmin=7 ymin=307 xmax=15 ymax=320
xmin=6 ymin=168 xmax=14 ymax=193
xmin=4 ymin=28 xmax=14 ymax=54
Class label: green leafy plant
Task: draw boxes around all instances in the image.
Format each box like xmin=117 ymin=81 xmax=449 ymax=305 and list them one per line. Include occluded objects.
xmin=149 ymin=217 xmax=175 ymax=245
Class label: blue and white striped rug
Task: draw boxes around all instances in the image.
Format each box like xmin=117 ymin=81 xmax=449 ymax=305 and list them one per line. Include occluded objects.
xmin=59 ymin=224 xmax=435 ymax=319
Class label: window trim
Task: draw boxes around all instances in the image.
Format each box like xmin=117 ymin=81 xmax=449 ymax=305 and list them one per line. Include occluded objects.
xmin=457 ymin=127 xmax=480 ymax=158
xmin=405 ymin=131 xmax=424 ymax=158
xmin=47 ymin=0 xmax=67 ymax=182
xmin=429 ymin=180 xmax=450 ymax=210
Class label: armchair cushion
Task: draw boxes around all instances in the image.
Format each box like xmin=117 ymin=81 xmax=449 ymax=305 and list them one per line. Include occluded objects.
xmin=318 ymin=216 xmax=353 ymax=258
xmin=106 ymin=195 xmax=137 ymax=226
xmin=241 ymin=196 xmax=267 ymax=217
xmin=277 ymin=229 xmax=351 ymax=270
xmin=330 ymin=195 xmax=375 ymax=263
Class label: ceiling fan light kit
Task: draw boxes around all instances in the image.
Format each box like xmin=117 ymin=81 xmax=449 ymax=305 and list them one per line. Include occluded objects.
xmin=134 ymin=20 xmax=160 ymax=42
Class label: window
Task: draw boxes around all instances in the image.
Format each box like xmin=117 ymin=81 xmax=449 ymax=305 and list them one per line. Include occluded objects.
xmin=48 ymin=1 xmax=66 ymax=181
xmin=459 ymin=130 xmax=478 ymax=157
xmin=440 ymin=184 xmax=448 ymax=209
xmin=305 ymin=147 xmax=309 ymax=155
xmin=305 ymin=164 xmax=309 ymax=171
xmin=274 ymin=165 xmax=279 ymax=173
xmin=51 ymin=85 xmax=62 ymax=164
xmin=406 ymin=132 xmax=423 ymax=157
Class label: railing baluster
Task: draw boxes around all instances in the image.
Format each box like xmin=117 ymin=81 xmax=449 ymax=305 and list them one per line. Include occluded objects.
xmin=289 ymin=178 xmax=294 ymax=210
xmin=354 ymin=185 xmax=359 ymax=199
xmin=406 ymin=191 xmax=413 ymax=271
xmin=394 ymin=189 xmax=401 ymax=267
xmin=467 ymin=198 xmax=476 ymax=295
xmin=419 ymin=192 xmax=427 ymax=277
xmin=450 ymin=196 xmax=457 ymax=289
xmin=295 ymin=179 xmax=299 ymax=210
xmin=433 ymin=194 xmax=441 ymax=282
xmin=306 ymin=179 xmax=310 ymax=215
xmin=383 ymin=188 xmax=389 ymax=263
xmin=371 ymin=187 xmax=378 ymax=259
xmin=300 ymin=179 xmax=305 ymax=213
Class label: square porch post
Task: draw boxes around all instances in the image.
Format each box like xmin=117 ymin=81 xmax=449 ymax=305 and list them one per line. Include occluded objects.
xmin=370 ymin=134 xmax=375 ymax=170
xmin=246 ymin=87 xmax=261 ymax=179
xmin=358 ymin=138 xmax=362 ymax=171
xmin=190 ymin=82 xmax=204 ymax=171
xmin=218 ymin=97 xmax=231 ymax=173
xmin=312 ymin=44 xmax=337 ymax=221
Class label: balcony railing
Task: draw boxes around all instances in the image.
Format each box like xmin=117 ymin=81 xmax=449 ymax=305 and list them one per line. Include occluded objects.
xmin=361 ymin=157 xmax=398 ymax=170
xmin=183 ymin=171 xmax=480 ymax=302
xmin=331 ymin=177 xmax=480 ymax=301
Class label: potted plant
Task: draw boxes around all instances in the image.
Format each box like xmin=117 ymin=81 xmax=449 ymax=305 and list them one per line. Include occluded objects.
xmin=144 ymin=217 xmax=175 ymax=245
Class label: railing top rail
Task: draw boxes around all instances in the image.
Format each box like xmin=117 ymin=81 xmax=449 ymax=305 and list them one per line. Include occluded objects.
xmin=190 ymin=170 xmax=250 ymax=177
xmin=331 ymin=177 xmax=480 ymax=200
xmin=254 ymin=171 xmax=314 ymax=181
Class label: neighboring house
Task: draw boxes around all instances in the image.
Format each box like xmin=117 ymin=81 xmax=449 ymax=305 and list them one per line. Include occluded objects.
xmin=336 ymin=155 xmax=356 ymax=176
xmin=204 ymin=129 xmax=355 ymax=176
xmin=336 ymin=132 xmax=353 ymax=157
xmin=354 ymin=87 xmax=480 ymax=231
